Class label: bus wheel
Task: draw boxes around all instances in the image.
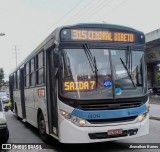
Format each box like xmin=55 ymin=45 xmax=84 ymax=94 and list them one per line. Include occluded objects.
xmin=38 ymin=112 xmax=49 ymax=142
xmin=0 ymin=128 xmax=9 ymax=144
xmin=3 ymin=128 xmax=9 ymax=143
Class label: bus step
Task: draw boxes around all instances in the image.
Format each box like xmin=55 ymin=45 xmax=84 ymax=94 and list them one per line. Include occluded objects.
xmin=50 ymin=134 xmax=59 ymax=140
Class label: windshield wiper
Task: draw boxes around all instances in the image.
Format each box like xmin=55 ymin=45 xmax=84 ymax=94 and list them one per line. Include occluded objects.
xmin=120 ymin=57 xmax=136 ymax=88
xmin=83 ymin=43 xmax=98 ymax=87
xmin=94 ymin=56 xmax=98 ymax=88
xmin=126 ymin=46 xmax=133 ymax=76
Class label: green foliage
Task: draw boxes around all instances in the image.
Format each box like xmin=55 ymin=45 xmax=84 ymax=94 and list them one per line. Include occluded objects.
xmin=0 ymin=68 xmax=4 ymax=86
xmin=156 ymin=71 xmax=160 ymax=80
xmin=8 ymin=100 xmax=12 ymax=110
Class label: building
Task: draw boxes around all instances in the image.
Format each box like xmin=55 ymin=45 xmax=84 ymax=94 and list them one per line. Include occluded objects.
xmin=0 ymin=81 xmax=9 ymax=92
xmin=145 ymin=28 xmax=160 ymax=88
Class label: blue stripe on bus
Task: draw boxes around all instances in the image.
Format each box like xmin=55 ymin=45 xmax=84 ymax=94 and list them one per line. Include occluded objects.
xmin=71 ymin=104 xmax=147 ymax=120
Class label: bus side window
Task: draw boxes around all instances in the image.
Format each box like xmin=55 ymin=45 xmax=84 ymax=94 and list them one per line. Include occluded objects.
xmin=30 ymin=58 xmax=36 ymax=86
xmin=24 ymin=62 xmax=30 ymax=87
xmin=17 ymin=70 xmax=20 ymax=89
xmin=36 ymin=51 xmax=45 ymax=85
xmin=13 ymin=72 xmax=17 ymax=90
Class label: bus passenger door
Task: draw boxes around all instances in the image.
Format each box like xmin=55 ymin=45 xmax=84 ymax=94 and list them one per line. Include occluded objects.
xmin=9 ymin=75 xmax=14 ymax=111
xmin=46 ymin=49 xmax=58 ymax=135
xmin=20 ymin=68 xmax=26 ymax=119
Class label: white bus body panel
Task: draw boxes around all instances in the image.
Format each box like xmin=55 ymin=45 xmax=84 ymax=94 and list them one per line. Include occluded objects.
xmin=58 ymin=113 xmax=149 ymax=143
xmin=58 ymin=100 xmax=149 ymax=143
xmin=25 ymin=88 xmax=36 ymax=126
xmin=13 ymin=86 xmax=49 ymax=134
xmin=24 ymin=87 xmax=49 ymax=133
xmin=13 ymin=90 xmax=22 ymax=118
xmin=33 ymin=86 xmax=49 ymax=134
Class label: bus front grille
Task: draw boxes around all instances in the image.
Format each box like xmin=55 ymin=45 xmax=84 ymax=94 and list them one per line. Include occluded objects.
xmin=78 ymin=101 xmax=143 ymax=111
xmin=87 ymin=116 xmax=137 ymax=124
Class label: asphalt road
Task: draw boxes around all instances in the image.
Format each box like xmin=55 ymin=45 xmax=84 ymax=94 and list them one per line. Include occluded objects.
xmin=1 ymin=110 xmax=160 ymax=152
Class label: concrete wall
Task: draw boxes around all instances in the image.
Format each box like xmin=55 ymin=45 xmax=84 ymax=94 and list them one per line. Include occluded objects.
xmin=145 ymin=28 xmax=160 ymax=43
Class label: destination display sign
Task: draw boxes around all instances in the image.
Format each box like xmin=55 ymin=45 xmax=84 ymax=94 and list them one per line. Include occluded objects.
xmin=63 ymin=80 xmax=96 ymax=91
xmin=71 ymin=30 xmax=135 ymax=42
xmin=60 ymin=28 xmax=139 ymax=43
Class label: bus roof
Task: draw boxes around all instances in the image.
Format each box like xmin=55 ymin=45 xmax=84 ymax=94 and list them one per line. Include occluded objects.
xmin=60 ymin=23 xmax=143 ymax=33
xmin=9 ymin=23 xmax=144 ymax=74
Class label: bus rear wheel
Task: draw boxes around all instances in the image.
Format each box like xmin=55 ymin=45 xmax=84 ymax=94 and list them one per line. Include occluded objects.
xmin=38 ymin=112 xmax=49 ymax=142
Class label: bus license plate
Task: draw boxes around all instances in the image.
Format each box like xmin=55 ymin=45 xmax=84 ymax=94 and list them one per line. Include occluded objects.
xmin=107 ymin=129 xmax=123 ymax=136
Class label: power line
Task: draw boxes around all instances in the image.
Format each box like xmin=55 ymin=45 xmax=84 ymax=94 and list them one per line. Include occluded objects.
xmin=101 ymin=0 xmax=129 ymax=20
xmin=25 ymin=0 xmax=114 ymax=52
xmin=25 ymin=0 xmax=128 ymax=55
xmin=25 ymin=0 xmax=85 ymax=53
xmin=73 ymin=0 xmax=113 ymax=23
xmin=84 ymin=0 xmax=114 ymax=22
xmin=50 ymin=0 xmax=84 ymax=28
xmin=12 ymin=45 xmax=20 ymax=68
xmin=67 ymin=0 xmax=128 ymax=24
xmin=38 ymin=0 xmax=84 ymax=38
xmin=63 ymin=0 xmax=98 ymax=24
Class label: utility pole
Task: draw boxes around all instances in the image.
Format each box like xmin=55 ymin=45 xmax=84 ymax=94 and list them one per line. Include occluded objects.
xmin=12 ymin=45 xmax=20 ymax=68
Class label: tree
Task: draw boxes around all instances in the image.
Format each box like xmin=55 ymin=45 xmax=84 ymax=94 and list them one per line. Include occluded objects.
xmin=156 ymin=71 xmax=160 ymax=86
xmin=0 ymin=68 xmax=4 ymax=89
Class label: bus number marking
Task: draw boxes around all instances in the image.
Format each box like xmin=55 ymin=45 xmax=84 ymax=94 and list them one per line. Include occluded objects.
xmin=88 ymin=114 xmax=101 ymax=119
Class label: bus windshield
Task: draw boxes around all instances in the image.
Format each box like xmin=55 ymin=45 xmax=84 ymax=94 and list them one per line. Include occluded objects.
xmin=60 ymin=48 xmax=146 ymax=100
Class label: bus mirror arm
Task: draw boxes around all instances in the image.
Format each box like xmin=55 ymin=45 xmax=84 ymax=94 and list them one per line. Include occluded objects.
xmin=54 ymin=55 xmax=60 ymax=78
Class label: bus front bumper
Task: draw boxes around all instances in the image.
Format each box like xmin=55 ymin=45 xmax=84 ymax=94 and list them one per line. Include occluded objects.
xmin=58 ymin=114 xmax=149 ymax=143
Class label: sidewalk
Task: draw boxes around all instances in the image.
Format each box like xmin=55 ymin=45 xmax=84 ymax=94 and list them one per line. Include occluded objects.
xmin=149 ymin=95 xmax=160 ymax=105
xmin=149 ymin=103 xmax=160 ymax=121
xmin=149 ymin=95 xmax=160 ymax=120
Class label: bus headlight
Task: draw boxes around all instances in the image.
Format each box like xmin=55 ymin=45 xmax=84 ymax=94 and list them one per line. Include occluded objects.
xmin=137 ymin=114 xmax=145 ymax=122
xmin=79 ymin=119 xmax=86 ymax=126
xmin=136 ymin=106 xmax=149 ymax=122
xmin=60 ymin=109 xmax=86 ymax=126
xmin=60 ymin=110 xmax=71 ymax=119
xmin=71 ymin=116 xmax=86 ymax=126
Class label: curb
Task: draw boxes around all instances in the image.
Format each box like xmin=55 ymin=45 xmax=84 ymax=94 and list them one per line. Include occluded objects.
xmin=149 ymin=116 xmax=160 ymax=121
xmin=149 ymin=103 xmax=160 ymax=105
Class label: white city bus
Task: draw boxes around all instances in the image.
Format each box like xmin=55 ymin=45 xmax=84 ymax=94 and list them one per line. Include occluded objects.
xmin=9 ymin=23 xmax=149 ymax=143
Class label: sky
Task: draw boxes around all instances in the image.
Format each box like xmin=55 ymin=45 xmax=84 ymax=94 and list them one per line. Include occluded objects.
xmin=0 ymin=0 xmax=160 ymax=80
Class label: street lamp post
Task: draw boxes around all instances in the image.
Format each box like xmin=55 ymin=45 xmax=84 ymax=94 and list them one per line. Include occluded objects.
xmin=0 ymin=33 xmax=5 ymax=36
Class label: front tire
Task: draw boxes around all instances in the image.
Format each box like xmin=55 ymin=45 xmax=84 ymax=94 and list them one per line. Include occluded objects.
xmin=0 ymin=128 xmax=9 ymax=144
xmin=38 ymin=112 xmax=49 ymax=142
